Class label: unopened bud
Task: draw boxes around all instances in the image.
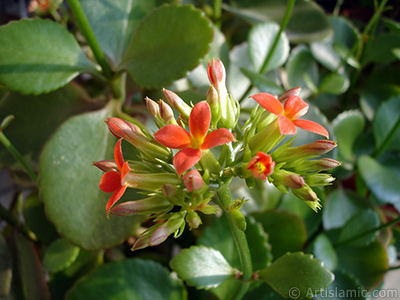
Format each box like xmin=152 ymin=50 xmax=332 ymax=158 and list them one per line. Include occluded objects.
xmin=145 ymin=97 xmax=160 ymax=118
xmin=291 ymin=186 xmax=321 ymax=212
xmin=270 ymin=170 xmax=306 ymax=189
xmin=159 ymin=100 xmax=177 ymax=125
xmin=182 ymin=170 xmax=204 ymax=191
xmin=206 ymin=86 xmax=221 ymax=126
xmin=162 ymin=184 xmax=185 ymax=206
xmin=149 ymin=212 xmax=186 ymax=246
xmin=162 ymin=89 xmax=191 ymax=120
xmin=293 ymin=158 xmax=341 ymax=173
xmin=278 ymin=87 xmax=302 ymax=102
xmin=275 ymin=140 xmax=337 ymax=163
xmin=186 ymin=210 xmax=202 ymax=229
xmin=305 ymin=173 xmax=335 ymax=187
xmin=125 ymin=172 xmax=179 ymax=192
xmin=93 ymin=160 xmax=117 ymax=172
xmin=207 ymin=59 xmax=226 ymax=90
xmin=110 ymin=196 xmax=172 ymax=216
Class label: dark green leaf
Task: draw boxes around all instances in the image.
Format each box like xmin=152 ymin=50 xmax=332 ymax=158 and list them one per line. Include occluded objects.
xmin=363 ymin=33 xmax=400 ymax=65
xmin=252 ymin=209 xmax=307 ymax=260
xmin=319 ymin=72 xmax=349 ymax=95
xmin=170 ymin=246 xmax=235 ymax=289
xmin=81 ymin=0 xmax=173 ymax=67
xmin=43 ymin=238 xmax=80 ymax=273
xmin=240 ymin=68 xmax=283 ymax=96
xmin=258 ymin=252 xmax=334 ymax=299
xmin=308 ymin=234 xmax=338 ymax=271
xmin=357 ymin=155 xmax=400 ymax=206
xmin=0 ymin=235 xmax=12 ymax=299
xmin=0 ymin=19 xmax=98 ymax=95
xmin=39 ymin=104 xmax=142 ymax=250
xmin=120 ymin=4 xmax=213 ymax=88
xmin=67 ymin=259 xmax=186 ymax=300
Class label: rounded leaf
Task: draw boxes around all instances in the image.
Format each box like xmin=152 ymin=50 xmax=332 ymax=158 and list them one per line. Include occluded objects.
xmin=43 ymin=238 xmax=80 ymax=273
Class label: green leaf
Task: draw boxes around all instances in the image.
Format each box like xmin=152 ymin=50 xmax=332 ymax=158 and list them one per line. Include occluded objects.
xmin=81 ymin=0 xmax=173 ymax=67
xmin=336 ymin=241 xmax=388 ymax=289
xmin=319 ymin=72 xmax=349 ymax=95
xmin=228 ymin=43 xmax=253 ymax=99
xmin=336 ymin=209 xmax=380 ymax=247
xmin=39 ymin=104 xmax=142 ymax=250
xmin=258 ymin=252 xmax=334 ymax=299
xmin=308 ymin=234 xmax=338 ymax=271
xmin=0 ymin=19 xmax=98 ymax=95
xmin=226 ymin=0 xmax=332 ymax=42
xmin=358 ymin=156 xmax=400 ymax=206
xmin=373 ymin=96 xmax=400 ymax=152
xmin=240 ymin=68 xmax=284 ymax=96
xmin=286 ymin=44 xmax=318 ymax=99
xmin=252 ymin=209 xmax=307 ymax=260
xmin=332 ymin=110 xmax=365 ymax=167
xmin=0 ymin=84 xmax=101 ymax=170
xmin=0 ymin=235 xmax=12 ymax=299
xmin=67 ymin=259 xmax=186 ymax=300
xmin=170 ymin=246 xmax=235 ymax=289
xmin=311 ymin=17 xmax=359 ymax=71
xmin=43 ymin=238 xmax=80 ymax=273
xmin=120 ymin=4 xmax=213 ymax=88
xmin=322 ymin=188 xmax=369 ymax=230
xmin=363 ymin=33 xmax=400 ymax=65
xmin=248 ymin=22 xmax=289 ymax=73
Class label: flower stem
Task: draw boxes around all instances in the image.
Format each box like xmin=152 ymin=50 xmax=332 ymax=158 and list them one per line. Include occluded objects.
xmin=66 ymin=0 xmax=112 ymax=79
xmin=0 ymin=132 xmax=37 ymax=183
xmin=239 ymin=0 xmax=296 ymax=103
xmin=215 ymin=183 xmax=252 ymax=300
xmin=372 ymin=115 xmax=400 ymax=159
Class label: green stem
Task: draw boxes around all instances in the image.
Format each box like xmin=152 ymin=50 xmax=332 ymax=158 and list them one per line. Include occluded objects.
xmin=334 ymin=216 xmax=400 ymax=248
xmin=238 ymin=0 xmax=296 ymax=103
xmin=213 ymin=0 xmax=222 ymax=28
xmin=215 ymin=183 xmax=252 ymax=300
xmin=67 ymin=0 xmax=112 ymax=79
xmin=373 ymin=115 xmax=400 ymax=158
xmin=0 ymin=132 xmax=37 ymax=183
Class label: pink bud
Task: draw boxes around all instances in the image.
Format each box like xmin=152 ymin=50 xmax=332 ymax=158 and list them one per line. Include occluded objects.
xmin=207 ymin=59 xmax=226 ymax=89
xmin=278 ymin=87 xmax=302 ymax=102
xmin=106 ymin=117 xmax=146 ymax=141
xmin=158 ymin=100 xmax=176 ymax=125
xmin=93 ymin=160 xmax=117 ymax=172
xmin=145 ymin=97 xmax=160 ymax=118
xmin=162 ymin=89 xmax=191 ymax=120
xmin=285 ymin=174 xmax=306 ymax=189
xmin=318 ymin=158 xmax=341 ymax=169
xmin=182 ymin=170 xmax=204 ymax=191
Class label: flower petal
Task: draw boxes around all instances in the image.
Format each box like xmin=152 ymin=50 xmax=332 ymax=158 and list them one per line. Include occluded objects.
xmin=292 ymin=119 xmax=329 ymax=138
xmin=99 ymin=171 xmax=122 ymax=193
xmin=283 ymin=95 xmax=309 ymax=120
xmin=121 ymin=161 xmax=130 ymax=180
xmin=154 ymin=124 xmax=191 ymax=149
xmin=106 ymin=185 xmax=127 ymax=217
xmin=251 ymin=93 xmax=284 ymax=115
xmin=277 ymin=115 xmax=297 ymax=135
xmin=173 ymin=148 xmax=202 ymax=176
xmin=114 ymin=139 xmax=124 ymax=171
xmin=201 ymin=128 xmax=235 ymax=150
xmin=189 ymin=101 xmax=211 ymax=142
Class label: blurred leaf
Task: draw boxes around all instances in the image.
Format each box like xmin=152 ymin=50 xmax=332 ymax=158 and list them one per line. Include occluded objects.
xmin=81 ymin=0 xmax=173 ymax=67
xmin=0 ymin=19 xmax=98 ymax=95
xmin=373 ymin=96 xmax=400 ymax=152
xmin=311 ymin=17 xmax=359 ymax=71
xmin=240 ymin=68 xmax=283 ymax=96
xmin=0 ymin=84 xmax=101 ymax=170
xmin=258 ymin=252 xmax=334 ymax=299
xmin=119 ymin=4 xmax=213 ymax=88
xmin=242 ymin=282 xmax=286 ymax=300
xmin=225 ymin=0 xmax=332 ymax=42
xmin=252 ymin=209 xmax=307 ymax=260
xmin=383 ymin=18 xmax=400 ymax=33
xmin=248 ymin=22 xmax=289 ymax=73
xmin=43 ymin=238 xmax=80 ymax=273
xmin=286 ymin=45 xmax=318 ymax=99
xmin=23 ymin=192 xmax=59 ymax=245
xmin=318 ymin=72 xmax=349 ymax=95
xmin=0 ymin=235 xmax=12 ymax=299
xmin=314 ymin=270 xmax=366 ymax=300
xmin=67 ymin=259 xmax=186 ymax=300
xmin=363 ymin=33 xmax=400 ymax=65
xmin=357 ymin=156 xmax=400 ymax=206
xmin=228 ymin=43 xmax=253 ymax=100
xmin=336 ymin=209 xmax=380 ymax=247
xmin=336 ymin=241 xmax=388 ymax=290
xmin=332 ymin=110 xmax=365 ymax=167
xmin=170 ymin=246 xmax=235 ymax=289
xmin=322 ymin=188 xmax=369 ymax=230
xmin=39 ymin=104 xmax=142 ymax=250
xmin=308 ymin=234 xmax=338 ymax=271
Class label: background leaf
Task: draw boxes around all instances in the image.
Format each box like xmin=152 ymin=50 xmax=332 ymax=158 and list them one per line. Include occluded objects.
xmin=67 ymin=259 xmax=186 ymax=300
xmin=308 ymin=234 xmax=338 ymax=271
xmin=120 ymin=4 xmax=213 ymax=88
xmin=0 ymin=235 xmax=12 ymax=299
xmin=39 ymin=104 xmax=142 ymax=250
xmin=0 ymin=19 xmax=98 ymax=95
xmin=43 ymin=238 xmax=80 ymax=273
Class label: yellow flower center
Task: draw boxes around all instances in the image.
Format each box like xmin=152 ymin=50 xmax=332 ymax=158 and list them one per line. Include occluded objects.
xmin=253 ymin=162 xmax=266 ymax=174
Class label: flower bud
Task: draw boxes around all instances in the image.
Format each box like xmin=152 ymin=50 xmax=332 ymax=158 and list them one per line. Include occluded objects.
xmin=93 ymin=160 xmax=117 ymax=172
xmin=270 ymin=169 xmax=306 ymax=189
xmin=159 ymin=100 xmax=177 ymax=125
xmin=186 ymin=210 xmax=202 ymax=229
xmin=219 ymin=94 xmax=239 ymax=129
xmin=278 ymin=87 xmax=302 ymax=102
xmin=162 ymin=88 xmax=191 ymax=120
xmin=182 ymin=170 xmax=204 ymax=191
xmin=149 ymin=212 xmax=186 ymax=246
xmin=207 ymin=59 xmax=226 ymax=90
xmin=110 ymin=196 xmax=173 ymax=216
xmin=145 ymin=97 xmax=160 ymax=119
xmin=291 ymin=186 xmax=321 ymax=212
xmin=293 ymin=158 xmax=341 ymax=173
xmin=305 ymin=173 xmax=335 ymax=187
xmin=206 ymin=86 xmax=221 ymax=126
xmin=162 ymin=184 xmax=185 ymax=206
xmin=275 ymin=140 xmax=337 ymax=163
xmin=248 ymin=119 xmax=282 ymax=154
xmin=125 ymin=172 xmax=180 ymax=192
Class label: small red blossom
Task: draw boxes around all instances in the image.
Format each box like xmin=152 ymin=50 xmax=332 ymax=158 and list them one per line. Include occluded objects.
xmin=98 ymin=139 xmax=130 ymax=217
xmin=247 ymin=152 xmax=275 ymax=180
xmin=182 ymin=170 xmax=204 ymax=191
xmin=251 ymin=93 xmax=329 ymax=138
xmin=154 ymin=101 xmax=235 ymax=176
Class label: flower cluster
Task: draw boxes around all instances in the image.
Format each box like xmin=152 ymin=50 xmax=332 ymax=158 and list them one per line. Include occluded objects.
xmin=94 ymin=59 xmax=339 ymax=250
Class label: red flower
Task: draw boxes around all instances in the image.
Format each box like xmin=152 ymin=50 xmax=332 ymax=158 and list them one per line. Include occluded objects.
xmin=247 ymin=152 xmax=275 ymax=180
xmin=98 ymin=139 xmax=130 ymax=217
xmin=154 ymin=101 xmax=235 ymax=176
xmin=251 ymin=93 xmax=329 ymax=138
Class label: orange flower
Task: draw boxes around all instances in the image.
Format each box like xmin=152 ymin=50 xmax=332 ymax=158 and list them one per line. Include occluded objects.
xmin=251 ymin=93 xmax=329 ymax=138
xmin=247 ymin=152 xmax=275 ymax=180
xmin=98 ymin=139 xmax=130 ymax=217
xmin=154 ymin=101 xmax=235 ymax=176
